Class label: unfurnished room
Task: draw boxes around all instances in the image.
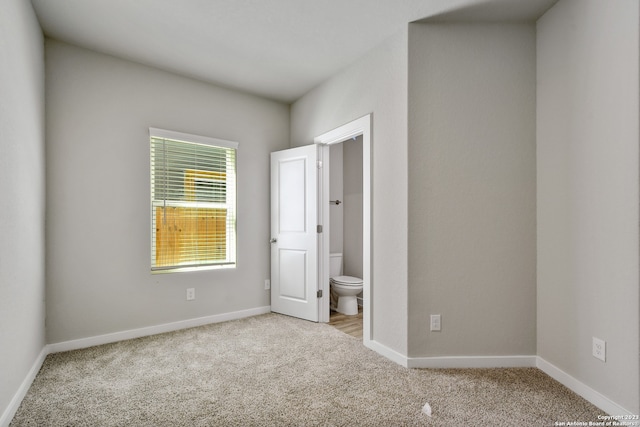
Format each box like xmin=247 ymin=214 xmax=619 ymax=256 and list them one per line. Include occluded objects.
xmin=1 ymin=0 xmax=639 ymax=425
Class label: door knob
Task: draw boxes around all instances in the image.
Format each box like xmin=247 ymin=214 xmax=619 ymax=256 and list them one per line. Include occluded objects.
xmin=270 ymin=238 xmax=277 ymax=243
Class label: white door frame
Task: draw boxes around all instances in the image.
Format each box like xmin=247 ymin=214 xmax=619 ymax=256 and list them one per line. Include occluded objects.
xmin=314 ymin=114 xmax=372 ymax=345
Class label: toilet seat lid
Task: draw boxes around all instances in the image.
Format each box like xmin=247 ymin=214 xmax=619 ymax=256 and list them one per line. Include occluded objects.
xmin=331 ymin=275 xmax=363 ymax=285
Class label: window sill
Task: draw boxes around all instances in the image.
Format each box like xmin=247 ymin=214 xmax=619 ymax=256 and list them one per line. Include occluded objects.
xmin=151 ymin=264 xmax=236 ymax=274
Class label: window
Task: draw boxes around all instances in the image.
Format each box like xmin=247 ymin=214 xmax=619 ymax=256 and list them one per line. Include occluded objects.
xmin=150 ymin=128 xmax=237 ymax=272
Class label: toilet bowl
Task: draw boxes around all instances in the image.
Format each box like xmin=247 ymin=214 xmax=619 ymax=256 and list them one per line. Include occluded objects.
xmin=329 ymin=253 xmax=363 ymax=316
xmin=331 ymin=275 xmax=363 ymax=315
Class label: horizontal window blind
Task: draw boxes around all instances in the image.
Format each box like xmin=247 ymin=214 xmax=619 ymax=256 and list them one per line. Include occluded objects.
xmin=150 ymin=129 xmax=237 ymax=271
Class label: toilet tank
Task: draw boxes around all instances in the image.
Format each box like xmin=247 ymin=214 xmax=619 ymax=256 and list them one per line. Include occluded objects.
xmin=329 ymin=253 xmax=343 ymax=277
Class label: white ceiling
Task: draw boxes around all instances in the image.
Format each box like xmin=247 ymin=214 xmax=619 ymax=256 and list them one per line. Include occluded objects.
xmin=30 ymin=0 xmax=557 ymax=103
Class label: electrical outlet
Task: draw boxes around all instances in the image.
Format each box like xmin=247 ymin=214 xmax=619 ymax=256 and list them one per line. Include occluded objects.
xmin=430 ymin=314 xmax=441 ymax=332
xmin=186 ymin=288 xmax=195 ymax=301
xmin=592 ymin=337 xmax=606 ymax=362
xmin=264 ymin=279 xmax=271 ymax=290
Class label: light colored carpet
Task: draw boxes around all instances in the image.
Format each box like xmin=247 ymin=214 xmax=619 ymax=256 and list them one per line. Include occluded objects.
xmin=11 ymin=313 xmax=603 ymax=426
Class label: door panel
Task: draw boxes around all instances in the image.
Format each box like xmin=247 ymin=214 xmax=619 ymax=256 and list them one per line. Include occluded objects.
xmin=278 ymin=158 xmax=307 ymax=232
xmin=270 ymin=145 xmax=319 ymax=322
xmin=279 ymin=250 xmax=307 ymax=300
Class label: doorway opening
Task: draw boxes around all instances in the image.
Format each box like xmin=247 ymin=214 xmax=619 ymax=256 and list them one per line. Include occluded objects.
xmin=327 ymin=136 xmax=363 ymax=338
xmin=314 ymin=115 xmax=372 ymax=346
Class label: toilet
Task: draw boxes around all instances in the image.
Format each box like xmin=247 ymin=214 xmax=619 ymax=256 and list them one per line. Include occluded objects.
xmin=330 ymin=253 xmax=363 ymax=316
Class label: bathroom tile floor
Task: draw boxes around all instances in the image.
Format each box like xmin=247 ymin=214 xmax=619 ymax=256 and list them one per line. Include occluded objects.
xmin=328 ymin=307 xmax=363 ymax=339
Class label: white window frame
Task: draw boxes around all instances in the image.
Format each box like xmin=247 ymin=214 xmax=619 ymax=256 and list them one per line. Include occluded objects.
xmin=150 ymin=128 xmax=238 ymax=273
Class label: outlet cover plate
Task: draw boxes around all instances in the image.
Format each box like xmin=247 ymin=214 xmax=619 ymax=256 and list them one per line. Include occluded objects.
xmin=430 ymin=314 xmax=441 ymax=332
xmin=186 ymin=288 xmax=195 ymax=301
xmin=592 ymin=337 xmax=606 ymax=362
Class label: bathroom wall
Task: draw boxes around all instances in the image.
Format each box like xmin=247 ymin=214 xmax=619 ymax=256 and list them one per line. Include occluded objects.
xmin=329 ymin=144 xmax=344 ymax=255
xmin=343 ymin=136 xmax=363 ymax=279
xmin=329 ymin=137 xmax=363 ymax=279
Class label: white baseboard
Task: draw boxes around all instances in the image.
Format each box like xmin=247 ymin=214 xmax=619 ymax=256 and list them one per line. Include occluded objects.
xmin=536 ymin=357 xmax=636 ymax=417
xmin=378 ymin=351 xmax=633 ymax=416
xmin=0 ymin=346 xmax=48 ymax=427
xmin=48 ymin=306 xmax=272 ymax=354
xmin=365 ymin=340 xmax=538 ymax=370
xmin=407 ymin=355 xmax=537 ymax=369
xmin=365 ymin=339 xmax=409 ymax=367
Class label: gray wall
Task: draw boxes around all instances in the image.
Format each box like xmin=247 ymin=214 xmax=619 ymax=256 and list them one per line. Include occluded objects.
xmin=45 ymin=40 xmax=290 ymax=343
xmin=407 ymin=23 xmax=537 ymax=357
xmin=343 ymin=136 xmax=363 ymax=279
xmin=537 ymin=0 xmax=639 ymax=413
xmin=5 ymin=0 xmax=637 ymax=418
xmin=291 ymin=30 xmax=409 ymax=354
xmin=329 ymin=144 xmax=344 ymax=255
xmin=0 ymin=0 xmax=46 ymax=420
xmin=328 ymin=137 xmax=363 ymax=279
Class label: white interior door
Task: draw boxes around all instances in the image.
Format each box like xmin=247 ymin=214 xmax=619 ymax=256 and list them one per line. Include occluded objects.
xmin=270 ymin=145 xmax=319 ymax=322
